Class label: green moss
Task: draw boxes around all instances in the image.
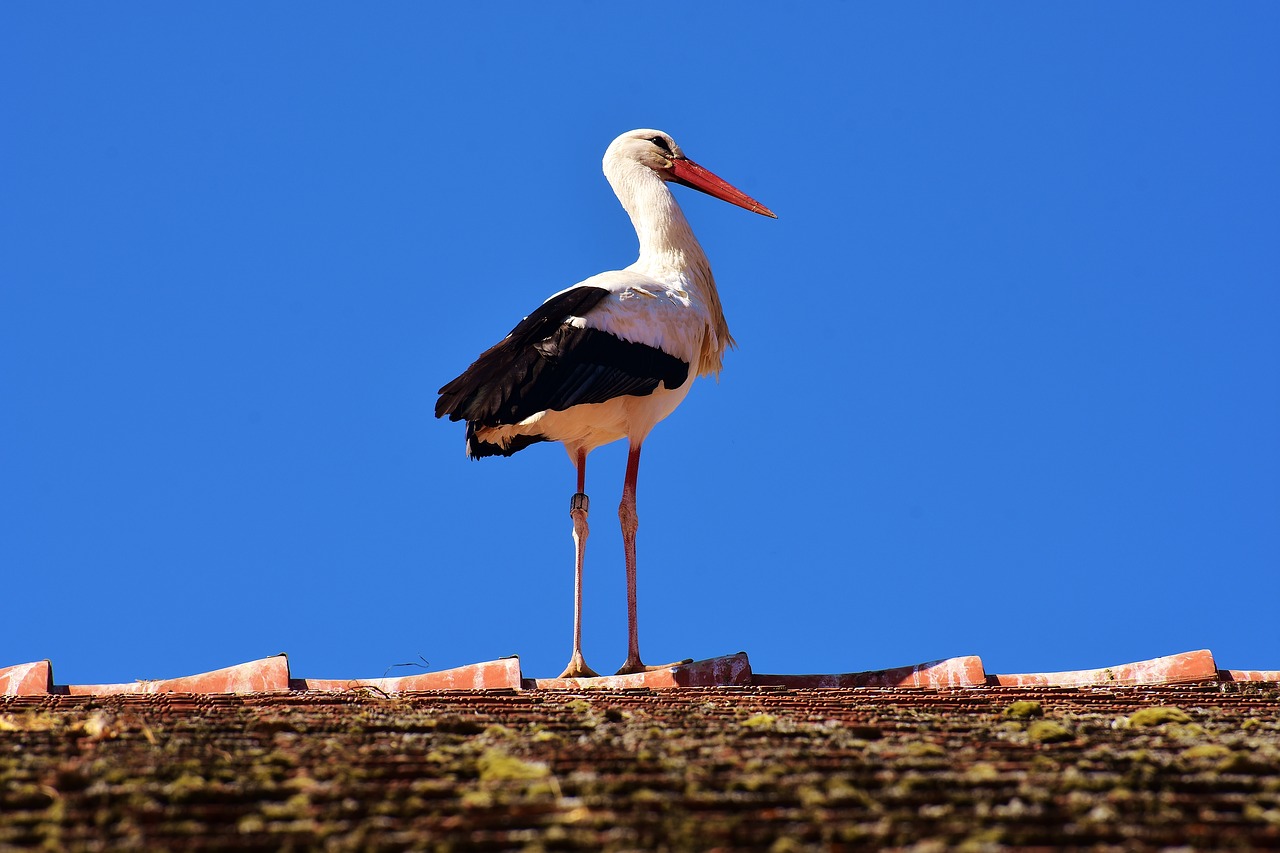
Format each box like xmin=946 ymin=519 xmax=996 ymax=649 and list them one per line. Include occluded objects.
xmin=1003 ymin=700 xmax=1044 ymax=720
xmin=966 ymin=762 xmax=1000 ymax=782
xmin=906 ymin=742 xmax=946 ymax=757
xmin=238 ymin=814 xmax=266 ymax=834
xmin=1128 ymin=707 xmax=1192 ymax=727
xmin=284 ymin=774 xmax=320 ymax=792
xmin=769 ymin=837 xmax=807 ymax=853
xmin=525 ymin=779 xmax=558 ymax=799
xmin=1183 ymin=744 xmax=1232 ymax=762
xmin=743 ymin=757 xmax=786 ymax=774
xmin=564 ymin=699 xmax=593 ymax=714
xmin=459 ymin=789 xmax=493 ymax=808
xmin=0 ymin=713 xmax=61 ymax=732
xmin=260 ymin=792 xmax=312 ymax=820
xmin=825 ymin=776 xmax=872 ymax=806
xmin=162 ymin=773 xmax=207 ymax=802
xmin=796 ymin=785 xmax=827 ymax=807
xmin=430 ymin=715 xmax=484 ymax=735
xmin=741 ymin=713 xmax=777 ymax=730
xmin=79 ymin=712 xmax=117 ymax=741
xmin=260 ymin=750 xmax=297 ymax=769
xmin=476 ymin=748 xmax=549 ymax=783
xmin=729 ymin=773 xmax=771 ymax=793
xmin=1165 ymin=722 xmax=1207 ymax=740
xmin=1028 ymin=721 xmax=1074 ymax=744
xmin=959 ymin=828 xmax=1005 ymax=851
xmin=1216 ymin=751 xmax=1274 ymax=775
xmin=1243 ymin=803 xmax=1280 ymax=825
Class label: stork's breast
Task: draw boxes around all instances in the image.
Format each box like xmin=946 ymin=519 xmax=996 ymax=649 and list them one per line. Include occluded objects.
xmin=582 ymin=287 xmax=705 ymax=366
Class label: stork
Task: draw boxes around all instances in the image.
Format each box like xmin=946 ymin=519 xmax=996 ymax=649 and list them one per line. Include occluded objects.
xmin=436 ymin=129 xmax=775 ymax=677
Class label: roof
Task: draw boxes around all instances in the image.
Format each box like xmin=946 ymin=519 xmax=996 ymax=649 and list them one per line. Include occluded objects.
xmin=2 ymin=681 xmax=1278 ymax=849
xmin=1 ymin=649 xmax=1278 ymax=849
xmin=1 ymin=647 xmax=1277 ymax=696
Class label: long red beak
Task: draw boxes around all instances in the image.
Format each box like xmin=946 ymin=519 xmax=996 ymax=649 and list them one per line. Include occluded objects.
xmin=669 ymin=158 xmax=777 ymax=219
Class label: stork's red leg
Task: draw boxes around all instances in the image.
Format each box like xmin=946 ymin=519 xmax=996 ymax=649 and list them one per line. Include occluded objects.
xmin=558 ymin=447 xmax=598 ymax=679
xmin=615 ymin=443 xmax=693 ymax=676
xmin=617 ymin=443 xmax=647 ymax=674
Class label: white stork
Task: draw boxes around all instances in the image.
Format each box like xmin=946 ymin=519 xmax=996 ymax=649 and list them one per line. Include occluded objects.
xmin=436 ymin=129 xmax=775 ymax=678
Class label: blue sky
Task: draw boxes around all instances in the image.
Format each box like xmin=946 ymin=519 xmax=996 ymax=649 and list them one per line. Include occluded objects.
xmin=3 ymin=5 xmax=1277 ymax=685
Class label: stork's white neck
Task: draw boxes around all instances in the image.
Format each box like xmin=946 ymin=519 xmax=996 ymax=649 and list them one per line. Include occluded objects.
xmin=605 ymin=157 xmax=707 ymax=275
xmin=603 ymin=153 xmax=735 ymax=376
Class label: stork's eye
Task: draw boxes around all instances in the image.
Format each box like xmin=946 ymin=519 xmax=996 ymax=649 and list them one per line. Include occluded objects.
xmin=649 ymin=136 xmax=673 ymax=154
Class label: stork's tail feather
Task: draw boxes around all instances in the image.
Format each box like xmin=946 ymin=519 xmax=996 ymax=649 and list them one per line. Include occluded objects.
xmin=464 ymin=423 xmax=548 ymax=460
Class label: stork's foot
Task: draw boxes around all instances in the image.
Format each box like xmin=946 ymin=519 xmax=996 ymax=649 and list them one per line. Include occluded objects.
xmin=558 ymin=652 xmax=600 ymax=679
xmin=615 ymin=657 xmax=694 ymax=675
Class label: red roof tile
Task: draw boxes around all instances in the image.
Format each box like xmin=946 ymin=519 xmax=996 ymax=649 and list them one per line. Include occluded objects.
xmin=1222 ymin=668 xmax=1280 ymax=682
xmin=296 ymin=657 xmax=523 ymax=692
xmin=988 ymin=649 xmax=1220 ymax=687
xmin=755 ymin=654 xmax=987 ymax=689
xmin=58 ymin=655 xmax=291 ymax=696
xmin=0 ymin=659 xmax=51 ymax=696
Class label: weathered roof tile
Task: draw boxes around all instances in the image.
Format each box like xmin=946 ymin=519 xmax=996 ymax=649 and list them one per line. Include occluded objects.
xmin=0 ymin=660 xmax=51 ymax=696
xmin=989 ymin=649 xmax=1220 ymax=687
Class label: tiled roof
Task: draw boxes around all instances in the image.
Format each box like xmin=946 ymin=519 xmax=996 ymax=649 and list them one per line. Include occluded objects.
xmin=3 ymin=650 xmax=1277 ymax=848
xmin=3 ymin=680 xmax=1278 ymax=849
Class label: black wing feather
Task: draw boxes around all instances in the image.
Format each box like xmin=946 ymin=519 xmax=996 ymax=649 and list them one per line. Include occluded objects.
xmin=462 ymin=424 xmax=547 ymax=458
xmin=436 ymin=285 xmax=690 ymax=429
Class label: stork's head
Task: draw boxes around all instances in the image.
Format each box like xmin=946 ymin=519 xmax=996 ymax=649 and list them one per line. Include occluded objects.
xmin=606 ymin=129 xmax=777 ymax=219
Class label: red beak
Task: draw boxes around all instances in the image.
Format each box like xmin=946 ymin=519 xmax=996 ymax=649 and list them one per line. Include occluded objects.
xmin=668 ymin=158 xmax=777 ymax=219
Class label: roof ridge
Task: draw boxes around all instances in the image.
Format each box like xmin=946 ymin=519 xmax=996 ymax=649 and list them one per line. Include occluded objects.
xmin=2 ymin=649 xmax=1276 ymax=697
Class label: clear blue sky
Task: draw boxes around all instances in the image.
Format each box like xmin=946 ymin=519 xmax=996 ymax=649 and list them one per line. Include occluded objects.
xmin=3 ymin=5 xmax=1277 ymax=685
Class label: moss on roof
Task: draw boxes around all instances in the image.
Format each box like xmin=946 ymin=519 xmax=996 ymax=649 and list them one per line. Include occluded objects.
xmin=2 ymin=683 xmax=1279 ymax=850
